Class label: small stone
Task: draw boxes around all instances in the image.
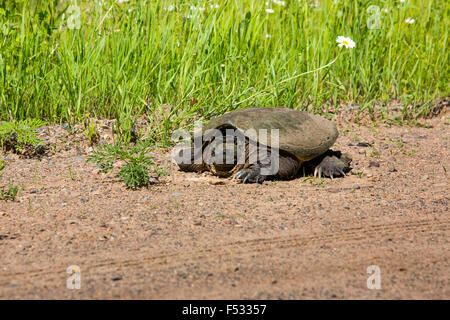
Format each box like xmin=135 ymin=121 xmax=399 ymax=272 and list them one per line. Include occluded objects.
xmin=351 ymin=169 xmax=363 ymax=176
xmin=357 ymin=142 xmax=372 ymax=147
xmin=193 ymin=220 xmax=202 ymax=226
xmin=111 ymin=275 xmax=122 ymax=281
xmin=100 ymin=222 xmax=107 ymax=228
xmin=271 ymin=279 xmax=278 ymax=284
xmin=352 ymin=184 xmax=361 ymax=190
xmin=344 ymin=206 xmax=350 ymax=210
xmin=141 ymin=196 xmax=151 ymax=202
xmin=172 ymin=192 xmax=181 ymax=197
xmin=148 ymin=177 xmax=160 ymax=185
xmin=369 ymin=160 xmax=380 ymax=168
xmin=389 ymin=166 xmax=397 ymax=172
xmin=364 ymin=170 xmax=373 ymax=178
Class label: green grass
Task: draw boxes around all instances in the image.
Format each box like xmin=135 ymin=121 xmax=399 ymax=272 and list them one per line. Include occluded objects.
xmin=0 ymin=0 xmax=448 ymax=144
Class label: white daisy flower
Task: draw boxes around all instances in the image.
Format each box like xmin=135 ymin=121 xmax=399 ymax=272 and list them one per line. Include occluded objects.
xmin=336 ymin=36 xmax=356 ymax=49
xmin=405 ymin=17 xmax=415 ymax=24
xmin=274 ymin=0 xmax=286 ymax=6
xmin=265 ymin=34 xmax=272 ymax=38
xmin=399 ymin=0 xmax=405 ymax=3
xmin=383 ymin=8 xmax=389 ymax=13
xmin=165 ymin=5 xmax=174 ymax=12
xmin=266 ymin=8 xmax=274 ymax=13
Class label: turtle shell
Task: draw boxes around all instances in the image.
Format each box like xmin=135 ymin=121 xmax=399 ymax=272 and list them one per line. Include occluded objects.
xmin=204 ymin=107 xmax=338 ymax=161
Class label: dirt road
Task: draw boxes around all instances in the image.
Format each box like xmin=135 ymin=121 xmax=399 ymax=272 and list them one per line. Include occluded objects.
xmin=0 ymin=114 xmax=448 ymax=299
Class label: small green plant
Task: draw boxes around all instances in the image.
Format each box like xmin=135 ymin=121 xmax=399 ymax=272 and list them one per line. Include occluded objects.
xmin=0 ymin=119 xmax=46 ymax=153
xmin=0 ymin=181 xmax=19 ymax=201
xmin=0 ymin=158 xmax=5 ymax=172
xmin=83 ymin=118 xmax=100 ymax=145
xmin=87 ymin=140 xmax=163 ymax=189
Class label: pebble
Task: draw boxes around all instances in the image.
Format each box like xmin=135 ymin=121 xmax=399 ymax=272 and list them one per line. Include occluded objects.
xmin=357 ymin=142 xmax=372 ymax=147
xmin=352 ymin=184 xmax=361 ymax=190
xmin=193 ymin=220 xmax=202 ymax=226
xmin=111 ymin=275 xmax=122 ymax=281
xmin=141 ymin=196 xmax=151 ymax=202
xmin=389 ymin=166 xmax=397 ymax=172
xmin=369 ymin=160 xmax=380 ymax=168
xmin=172 ymin=192 xmax=181 ymax=197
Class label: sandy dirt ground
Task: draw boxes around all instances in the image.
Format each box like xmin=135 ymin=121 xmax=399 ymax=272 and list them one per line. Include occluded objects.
xmin=0 ymin=111 xmax=449 ymax=299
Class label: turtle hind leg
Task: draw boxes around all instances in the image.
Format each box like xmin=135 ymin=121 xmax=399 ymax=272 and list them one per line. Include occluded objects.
xmin=306 ymin=150 xmax=352 ymax=179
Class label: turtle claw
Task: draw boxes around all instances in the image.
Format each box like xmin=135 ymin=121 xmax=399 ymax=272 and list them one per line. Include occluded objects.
xmin=314 ymin=155 xmax=348 ymax=179
xmin=314 ymin=166 xmax=324 ymax=178
xmin=234 ymin=167 xmax=266 ymax=184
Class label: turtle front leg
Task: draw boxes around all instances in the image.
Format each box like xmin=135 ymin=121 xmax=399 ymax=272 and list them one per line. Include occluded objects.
xmin=311 ymin=150 xmax=352 ymax=179
xmin=234 ymin=153 xmax=300 ymax=184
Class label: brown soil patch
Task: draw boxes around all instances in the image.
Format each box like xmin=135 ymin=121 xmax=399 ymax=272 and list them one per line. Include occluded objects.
xmin=0 ymin=113 xmax=449 ymax=299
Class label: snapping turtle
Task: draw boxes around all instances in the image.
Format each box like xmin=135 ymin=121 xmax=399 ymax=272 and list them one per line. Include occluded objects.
xmin=174 ymin=107 xmax=351 ymax=183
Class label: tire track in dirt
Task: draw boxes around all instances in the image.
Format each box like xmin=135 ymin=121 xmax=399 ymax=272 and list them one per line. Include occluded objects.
xmin=0 ymin=218 xmax=448 ymax=285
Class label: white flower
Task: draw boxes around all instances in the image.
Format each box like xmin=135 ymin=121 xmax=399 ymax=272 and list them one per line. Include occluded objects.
xmin=399 ymin=0 xmax=405 ymax=3
xmin=266 ymin=8 xmax=274 ymax=13
xmin=210 ymin=4 xmax=219 ymax=9
xmin=273 ymin=0 xmax=286 ymax=6
xmin=165 ymin=5 xmax=174 ymax=12
xmin=117 ymin=0 xmax=129 ymax=3
xmin=336 ymin=36 xmax=356 ymax=49
xmin=383 ymin=8 xmax=389 ymax=13
xmin=405 ymin=17 xmax=415 ymax=24
xmin=265 ymin=34 xmax=272 ymax=38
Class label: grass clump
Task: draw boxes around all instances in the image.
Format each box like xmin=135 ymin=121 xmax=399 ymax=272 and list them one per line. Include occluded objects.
xmin=0 ymin=181 xmax=19 ymax=201
xmin=0 ymin=119 xmax=46 ymax=154
xmin=87 ymin=140 xmax=163 ymax=189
